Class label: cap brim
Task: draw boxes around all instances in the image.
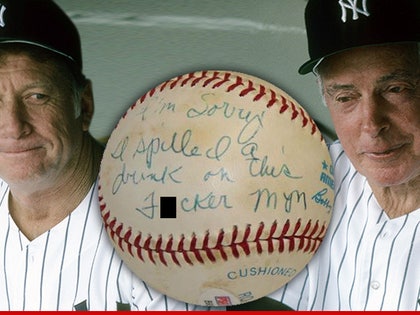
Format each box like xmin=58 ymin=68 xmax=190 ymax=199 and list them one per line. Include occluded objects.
xmin=298 ymin=59 xmax=319 ymax=75
xmin=298 ymin=40 xmax=420 ymax=75
xmin=0 ymin=39 xmax=77 ymax=64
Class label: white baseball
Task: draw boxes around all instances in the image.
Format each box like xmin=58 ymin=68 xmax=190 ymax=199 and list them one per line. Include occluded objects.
xmin=99 ymin=70 xmax=334 ymax=306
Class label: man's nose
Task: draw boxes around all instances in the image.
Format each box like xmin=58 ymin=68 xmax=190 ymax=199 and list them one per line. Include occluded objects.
xmin=0 ymin=99 xmax=31 ymax=139
xmin=361 ymin=94 xmax=390 ymax=137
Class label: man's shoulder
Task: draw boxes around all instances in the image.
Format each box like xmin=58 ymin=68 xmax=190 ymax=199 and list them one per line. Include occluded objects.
xmin=327 ymin=140 xmax=366 ymax=189
xmin=0 ymin=179 xmax=8 ymax=206
xmin=328 ymin=140 xmax=345 ymax=159
xmin=328 ymin=140 xmax=353 ymax=170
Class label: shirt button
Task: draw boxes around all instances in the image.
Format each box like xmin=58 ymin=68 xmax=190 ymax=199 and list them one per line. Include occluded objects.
xmin=371 ymin=281 xmax=380 ymax=290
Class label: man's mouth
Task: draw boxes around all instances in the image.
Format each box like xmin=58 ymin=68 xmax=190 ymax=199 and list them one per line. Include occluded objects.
xmin=363 ymin=143 xmax=406 ymax=159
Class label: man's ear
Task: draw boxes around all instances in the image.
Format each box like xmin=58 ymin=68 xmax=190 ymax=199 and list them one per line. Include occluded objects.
xmin=80 ymin=79 xmax=95 ymax=132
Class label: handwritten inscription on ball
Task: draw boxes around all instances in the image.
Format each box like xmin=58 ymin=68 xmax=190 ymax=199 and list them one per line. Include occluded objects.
xmin=99 ymin=71 xmax=334 ymax=306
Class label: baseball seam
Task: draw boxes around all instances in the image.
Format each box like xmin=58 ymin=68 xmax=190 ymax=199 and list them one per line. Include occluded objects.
xmin=119 ymin=70 xmax=322 ymax=140
xmin=99 ymin=194 xmax=327 ymax=267
xmin=102 ymin=70 xmax=327 ymax=267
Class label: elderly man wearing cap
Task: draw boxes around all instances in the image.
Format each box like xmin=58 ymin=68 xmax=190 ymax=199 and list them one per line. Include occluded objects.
xmin=266 ymin=0 xmax=420 ymax=311
xmin=0 ymin=0 xmax=211 ymax=311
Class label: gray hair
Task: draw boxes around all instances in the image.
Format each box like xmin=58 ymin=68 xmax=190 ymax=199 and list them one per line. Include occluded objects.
xmin=313 ymin=43 xmax=420 ymax=107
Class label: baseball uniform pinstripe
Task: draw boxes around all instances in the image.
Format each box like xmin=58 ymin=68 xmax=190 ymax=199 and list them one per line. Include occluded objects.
xmin=0 ymin=179 xmax=211 ymax=311
xmin=269 ymin=141 xmax=420 ymax=310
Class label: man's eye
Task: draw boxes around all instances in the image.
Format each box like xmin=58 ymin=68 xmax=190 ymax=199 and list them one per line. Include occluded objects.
xmin=385 ymin=80 xmax=418 ymax=94
xmin=336 ymin=95 xmax=355 ymax=103
xmin=26 ymin=93 xmax=49 ymax=104
xmin=336 ymin=96 xmax=350 ymax=103
xmin=388 ymin=86 xmax=405 ymax=93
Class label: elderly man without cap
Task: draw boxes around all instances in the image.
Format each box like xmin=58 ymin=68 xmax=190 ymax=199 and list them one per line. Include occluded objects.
xmin=0 ymin=0 xmax=212 ymax=311
xmin=232 ymin=0 xmax=420 ymax=311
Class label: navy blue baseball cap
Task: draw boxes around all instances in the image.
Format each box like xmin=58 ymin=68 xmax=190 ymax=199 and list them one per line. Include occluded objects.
xmin=0 ymin=0 xmax=82 ymax=69
xmin=299 ymin=0 xmax=420 ymax=75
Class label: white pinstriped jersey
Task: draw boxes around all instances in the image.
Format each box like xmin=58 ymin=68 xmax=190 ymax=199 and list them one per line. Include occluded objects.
xmin=0 ymin=179 xmax=211 ymax=311
xmin=270 ymin=141 xmax=420 ymax=311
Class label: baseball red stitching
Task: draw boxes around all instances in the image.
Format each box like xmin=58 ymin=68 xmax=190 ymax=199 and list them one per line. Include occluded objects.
xmin=99 ymin=193 xmax=327 ymax=267
xmin=101 ymin=71 xmax=327 ymax=267
xmin=128 ymin=71 xmax=322 ymax=140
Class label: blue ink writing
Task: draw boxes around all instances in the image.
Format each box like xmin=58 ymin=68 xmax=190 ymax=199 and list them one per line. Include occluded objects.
xmin=181 ymin=192 xmax=232 ymax=212
xmin=312 ymin=188 xmax=333 ymax=212
xmin=203 ymin=167 xmax=235 ymax=183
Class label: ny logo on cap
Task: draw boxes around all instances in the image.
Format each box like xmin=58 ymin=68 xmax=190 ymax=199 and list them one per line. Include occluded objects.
xmin=338 ymin=0 xmax=370 ymax=22
xmin=0 ymin=4 xmax=5 ymax=28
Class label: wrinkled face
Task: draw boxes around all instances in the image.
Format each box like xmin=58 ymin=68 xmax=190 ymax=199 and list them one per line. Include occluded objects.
xmin=319 ymin=44 xmax=420 ymax=187
xmin=0 ymin=52 xmax=84 ymax=188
